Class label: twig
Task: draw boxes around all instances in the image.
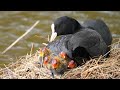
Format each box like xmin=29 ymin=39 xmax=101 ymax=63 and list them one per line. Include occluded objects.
xmin=30 ymin=43 xmax=34 ymax=56
xmin=102 ymin=48 xmax=115 ymax=58
xmin=41 ymin=55 xmax=44 ymax=67
xmin=42 ymin=43 xmax=48 ymax=46
xmin=2 ymin=20 xmax=40 ymax=54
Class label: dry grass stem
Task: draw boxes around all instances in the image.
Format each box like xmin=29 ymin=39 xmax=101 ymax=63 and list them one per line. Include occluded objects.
xmin=0 ymin=38 xmax=120 ymax=79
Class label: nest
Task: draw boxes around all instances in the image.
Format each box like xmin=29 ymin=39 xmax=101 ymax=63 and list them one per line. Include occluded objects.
xmin=0 ymin=39 xmax=120 ymax=79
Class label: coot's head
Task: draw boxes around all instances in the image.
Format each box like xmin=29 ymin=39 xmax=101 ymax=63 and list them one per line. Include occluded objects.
xmin=50 ymin=16 xmax=82 ymax=42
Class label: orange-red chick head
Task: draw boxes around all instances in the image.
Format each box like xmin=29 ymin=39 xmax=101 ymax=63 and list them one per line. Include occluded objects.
xmin=59 ymin=51 xmax=67 ymax=59
xmin=51 ymin=59 xmax=60 ymax=69
xmin=68 ymin=60 xmax=77 ymax=69
xmin=43 ymin=56 xmax=51 ymax=65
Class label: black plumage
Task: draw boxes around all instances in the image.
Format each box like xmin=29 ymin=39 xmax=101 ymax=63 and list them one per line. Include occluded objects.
xmin=50 ymin=16 xmax=112 ymax=56
xmin=47 ymin=28 xmax=107 ymax=65
xmin=54 ymin=16 xmax=81 ymax=36
xmin=46 ymin=16 xmax=112 ymax=75
xmin=82 ymin=19 xmax=112 ymax=57
xmin=83 ymin=19 xmax=112 ymax=46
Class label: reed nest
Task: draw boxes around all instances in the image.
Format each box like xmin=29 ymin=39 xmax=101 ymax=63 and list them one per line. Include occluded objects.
xmin=0 ymin=39 xmax=120 ymax=79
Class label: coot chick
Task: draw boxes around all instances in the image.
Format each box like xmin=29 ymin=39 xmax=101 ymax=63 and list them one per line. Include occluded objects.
xmin=43 ymin=55 xmax=68 ymax=78
xmin=38 ymin=46 xmax=77 ymax=78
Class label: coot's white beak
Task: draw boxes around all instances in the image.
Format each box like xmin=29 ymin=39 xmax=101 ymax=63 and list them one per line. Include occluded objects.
xmin=49 ymin=24 xmax=57 ymax=42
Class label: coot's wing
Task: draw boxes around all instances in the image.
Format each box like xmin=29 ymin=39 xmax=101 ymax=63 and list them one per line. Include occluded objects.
xmin=82 ymin=19 xmax=112 ymax=47
xmin=68 ymin=29 xmax=108 ymax=58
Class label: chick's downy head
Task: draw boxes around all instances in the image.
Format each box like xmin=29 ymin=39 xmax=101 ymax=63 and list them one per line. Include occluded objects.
xmin=43 ymin=56 xmax=51 ymax=65
xmin=51 ymin=57 xmax=60 ymax=69
xmin=59 ymin=51 xmax=68 ymax=59
xmin=68 ymin=60 xmax=77 ymax=69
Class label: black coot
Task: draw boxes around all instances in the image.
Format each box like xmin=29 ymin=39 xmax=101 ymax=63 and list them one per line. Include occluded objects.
xmin=49 ymin=16 xmax=112 ymax=57
xmin=46 ymin=16 xmax=111 ymax=75
xmin=47 ymin=28 xmax=107 ymax=65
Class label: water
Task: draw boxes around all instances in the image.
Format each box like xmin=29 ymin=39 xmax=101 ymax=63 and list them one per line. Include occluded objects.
xmin=0 ymin=11 xmax=120 ymax=67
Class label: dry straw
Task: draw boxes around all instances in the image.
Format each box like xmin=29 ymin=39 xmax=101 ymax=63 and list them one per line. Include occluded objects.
xmin=0 ymin=38 xmax=120 ymax=79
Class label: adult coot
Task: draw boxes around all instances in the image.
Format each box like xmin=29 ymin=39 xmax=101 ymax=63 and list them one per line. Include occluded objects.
xmin=45 ymin=29 xmax=108 ymax=77
xmin=49 ymin=16 xmax=112 ymax=57
xmin=47 ymin=28 xmax=107 ymax=65
xmin=45 ymin=16 xmax=111 ymax=76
